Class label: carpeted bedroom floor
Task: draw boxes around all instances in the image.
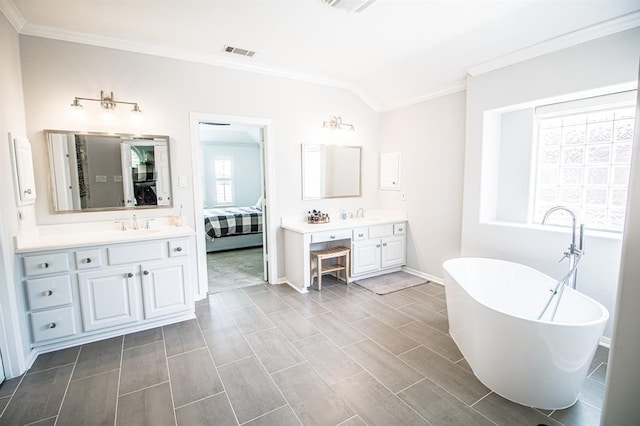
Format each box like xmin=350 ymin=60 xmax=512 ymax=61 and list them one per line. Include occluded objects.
xmin=207 ymin=247 xmax=265 ymax=293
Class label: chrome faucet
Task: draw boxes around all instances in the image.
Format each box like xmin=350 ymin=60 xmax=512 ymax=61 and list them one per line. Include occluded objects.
xmin=356 ymin=208 xmax=365 ymax=218
xmin=132 ymin=214 xmax=139 ymax=230
xmin=542 ymin=206 xmax=585 ymax=289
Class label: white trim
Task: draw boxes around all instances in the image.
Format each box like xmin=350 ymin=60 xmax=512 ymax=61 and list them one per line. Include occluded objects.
xmin=599 ymin=336 xmax=611 ymax=348
xmin=467 ymin=11 xmax=640 ymax=77
xmin=190 ymin=113 xmax=277 ymax=297
xmin=0 ymin=0 xmax=25 ymax=32
xmin=401 ymin=266 xmax=444 ymax=286
xmin=382 ymin=81 xmax=467 ymax=112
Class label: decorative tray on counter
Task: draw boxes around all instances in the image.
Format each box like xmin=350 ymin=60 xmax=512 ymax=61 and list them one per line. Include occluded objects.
xmin=306 ymin=210 xmax=330 ymax=224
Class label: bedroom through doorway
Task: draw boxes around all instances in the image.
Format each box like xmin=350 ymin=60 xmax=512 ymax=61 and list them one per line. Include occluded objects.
xmin=199 ymin=122 xmax=266 ymax=293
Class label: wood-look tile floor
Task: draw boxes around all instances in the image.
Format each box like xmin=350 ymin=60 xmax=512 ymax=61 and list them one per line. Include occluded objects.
xmin=0 ymin=277 xmax=608 ymax=425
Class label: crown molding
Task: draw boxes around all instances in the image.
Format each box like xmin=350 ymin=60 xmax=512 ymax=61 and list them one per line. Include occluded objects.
xmin=467 ymin=10 xmax=640 ymax=77
xmin=381 ymin=81 xmax=467 ymax=112
xmin=19 ymin=23 xmax=384 ymax=112
xmin=0 ymin=0 xmax=25 ymax=32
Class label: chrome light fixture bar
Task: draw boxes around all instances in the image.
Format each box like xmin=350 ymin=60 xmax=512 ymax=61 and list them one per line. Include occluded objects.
xmin=323 ymin=116 xmax=355 ymax=131
xmin=70 ymin=91 xmax=142 ymax=115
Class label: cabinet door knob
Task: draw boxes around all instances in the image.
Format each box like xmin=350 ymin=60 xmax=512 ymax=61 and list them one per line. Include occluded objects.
xmin=127 ymin=272 xmax=134 ymax=278
xmin=176 ymin=247 xmax=183 ymax=252
xmin=45 ymin=290 xmax=53 ymax=296
xmin=85 ymin=258 xmax=92 ymax=263
xmin=143 ymin=270 xmax=150 ymax=275
xmin=41 ymin=262 xmax=49 ymax=269
xmin=48 ymin=322 xmax=56 ymax=329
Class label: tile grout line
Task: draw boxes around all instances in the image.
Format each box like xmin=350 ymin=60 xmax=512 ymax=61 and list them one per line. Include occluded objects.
xmin=53 ymin=341 xmax=83 ymax=425
xmin=0 ymin=369 xmax=27 ymax=418
xmin=117 ymin=380 xmax=171 ymax=398
xmin=160 ymin=327 xmax=179 ymax=426
xmin=237 ymin=403 xmax=290 ymax=425
xmin=24 ymin=415 xmax=58 ymax=426
xmin=112 ymin=336 xmax=125 ymax=426
xmin=173 ymin=389 xmax=226 ymax=410
xmin=193 ymin=314 xmax=242 ymax=426
xmin=25 ymin=361 xmax=77 ymax=376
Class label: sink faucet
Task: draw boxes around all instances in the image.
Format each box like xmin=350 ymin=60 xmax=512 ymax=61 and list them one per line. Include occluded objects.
xmin=356 ymin=208 xmax=365 ymax=218
xmin=542 ymin=206 xmax=585 ymax=289
xmin=132 ymin=214 xmax=139 ymax=230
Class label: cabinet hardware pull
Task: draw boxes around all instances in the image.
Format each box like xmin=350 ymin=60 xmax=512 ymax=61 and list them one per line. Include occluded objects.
xmin=376 ymin=244 xmax=381 ymax=248
xmin=398 ymin=228 xmax=403 ymax=232
xmin=383 ymin=243 xmax=387 ymax=246
xmin=143 ymin=270 xmax=150 ymax=275
xmin=127 ymin=273 xmax=134 ymax=278
xmin=358 ymin=233 xmax=364 ymax=237
xmin=41 ymin=262 xmax=49 ymax=269
xmin=45 ymin=290 xmax=53 ymax=296
xmin=176 ymin=247 xmax=183 ymax=252
xmin=330 ymin=236 xmax=336 ymax=239
xmin=24 ymin=188 xmax=32 ymax=194
xmin=49 ymin=323 xmax=56 ymax=329
xmin=85 ymin=258 xmax=92 ymax=263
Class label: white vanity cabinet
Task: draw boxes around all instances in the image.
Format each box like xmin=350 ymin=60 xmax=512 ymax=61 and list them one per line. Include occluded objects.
xmin=18 ymin=235 xmax=195 ymax=350
xmin=352 ymin=223 xmax=406 ymax=276
xmin=282 ymin=218 xmax=407 ymax=291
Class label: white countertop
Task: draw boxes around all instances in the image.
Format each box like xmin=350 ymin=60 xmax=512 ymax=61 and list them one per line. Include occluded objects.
xmin=281 ymin=212 xmax=407 ymax=234
xmin=15 ymin=226 xmax=195 ymax=253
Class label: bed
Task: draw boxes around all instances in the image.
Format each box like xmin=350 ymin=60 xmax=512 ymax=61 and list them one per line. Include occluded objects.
xmin=204 ymin=206 xmax=263 ymax=252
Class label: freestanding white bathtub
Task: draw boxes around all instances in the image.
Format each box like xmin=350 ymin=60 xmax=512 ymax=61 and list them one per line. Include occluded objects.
xmin=443 ymin=257 xmax=609 ymax=410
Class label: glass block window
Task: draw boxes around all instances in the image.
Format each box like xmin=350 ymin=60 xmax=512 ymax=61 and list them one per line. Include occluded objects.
xmin=214 ymin=158 xmax=233 ymax=204
xmin=533 ymin=104 xmax=635 ymax=232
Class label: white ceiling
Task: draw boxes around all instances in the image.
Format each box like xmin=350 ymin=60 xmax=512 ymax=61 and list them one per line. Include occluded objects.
xmin=4 ymin=0 xmax=640 ymax=111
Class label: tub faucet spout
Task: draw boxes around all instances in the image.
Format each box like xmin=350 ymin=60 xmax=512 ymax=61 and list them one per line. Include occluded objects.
xmin=542 ymin=206 xmax=585 ymax=290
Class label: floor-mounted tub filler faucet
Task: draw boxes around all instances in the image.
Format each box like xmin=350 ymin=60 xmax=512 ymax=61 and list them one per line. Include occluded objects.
xmin=538 ymin=206 xmax=585 ymax=321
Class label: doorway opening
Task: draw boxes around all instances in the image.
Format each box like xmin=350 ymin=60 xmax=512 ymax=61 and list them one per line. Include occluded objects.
xmin=190 ymin=113 xmax=275 ymax=297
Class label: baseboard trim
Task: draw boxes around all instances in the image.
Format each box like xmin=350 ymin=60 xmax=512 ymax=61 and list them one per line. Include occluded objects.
xmin=402 ymin=266 xmax=444 ymax=286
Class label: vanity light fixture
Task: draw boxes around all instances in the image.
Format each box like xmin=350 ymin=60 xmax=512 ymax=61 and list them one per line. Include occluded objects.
xmin=70 ymin=91 xmax=142 ymax=119
xmin=322 ymin=116 xmax=355 ymax=131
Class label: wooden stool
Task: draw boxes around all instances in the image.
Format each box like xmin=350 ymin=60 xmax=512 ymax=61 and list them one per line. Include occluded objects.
xmin=310 ymin=246 xmax=350 ymax=291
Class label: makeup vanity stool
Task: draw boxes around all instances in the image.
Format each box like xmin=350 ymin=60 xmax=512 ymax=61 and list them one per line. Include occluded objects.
xmin=310 ymin=246 xmax=350 ymax=290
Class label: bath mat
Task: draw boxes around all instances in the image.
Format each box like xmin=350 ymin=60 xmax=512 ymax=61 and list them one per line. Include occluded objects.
xmin=354 ymin=271 xmax=428 ymax=295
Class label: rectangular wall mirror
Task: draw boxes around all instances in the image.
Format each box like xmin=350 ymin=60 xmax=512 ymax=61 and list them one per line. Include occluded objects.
xmin=302 ymin=144 xmax=362 ymax=200
xmin=46 ymin=130 xmax=172 ymax=213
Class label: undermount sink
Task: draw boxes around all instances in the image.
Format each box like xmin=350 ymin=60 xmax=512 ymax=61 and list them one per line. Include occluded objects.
xmin=119 ymin=228 xmax=162 ymax=235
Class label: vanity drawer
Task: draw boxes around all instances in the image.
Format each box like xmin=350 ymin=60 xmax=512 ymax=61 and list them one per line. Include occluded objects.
xmin=25 ymin=275 xmax=73 ymax=311
xmin=169 ymin=239 xmax=189 ymax=257
xmin=107 ymin=241 xmax=165 ymax=265
xmin=394 ymin=223 xmax=406 ymax=235
xmin=311 ymin=229 xmax=352 ymax=243
xmin=369 ymin=224 xmax=393 ymax=239
xmin=30 ymin=306 xmax=77 ymax=343
xmin=23 ymin=252 xmax=70 ymax=277
xmin=352 ymin=227 xmax=368 ymax=241
xmin=75 ymin=249 xmax=103 ymax=270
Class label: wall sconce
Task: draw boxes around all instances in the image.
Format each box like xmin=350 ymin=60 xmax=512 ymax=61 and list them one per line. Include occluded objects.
xmin=322 ymin=116 xmax=355 ymax=131
xmin=70 ymin=90 xmax=142 ymax=120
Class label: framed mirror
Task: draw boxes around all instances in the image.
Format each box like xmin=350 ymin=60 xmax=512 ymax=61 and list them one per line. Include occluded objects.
xmin=45 ymin=130 xmax=172 ymax=213
xmin=302 ymin=144 xmax=362 ymax=200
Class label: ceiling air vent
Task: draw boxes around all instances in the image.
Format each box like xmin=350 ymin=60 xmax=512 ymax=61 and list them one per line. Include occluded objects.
xmin=321 ymin=0 xmax=377 ymax=13
xmin=223 ymin=45 xmax=256 ymax=58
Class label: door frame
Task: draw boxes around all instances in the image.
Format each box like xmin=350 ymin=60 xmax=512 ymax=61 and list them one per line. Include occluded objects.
xmin=189 ymin=113 xmax=276 ymax=298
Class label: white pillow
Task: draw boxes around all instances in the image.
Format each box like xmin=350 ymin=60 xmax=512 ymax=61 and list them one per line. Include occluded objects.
xmin=254 ymin=196 xmax=263 ymax=210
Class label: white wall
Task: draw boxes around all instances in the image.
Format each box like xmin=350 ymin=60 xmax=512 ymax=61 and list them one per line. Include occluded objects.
xmin=18 ymin=35 xmax=381 ymax=283
xmin=0 ymin=13 xmax=36 ymax=378
xmin=462 ymin=28 xmax=640 ymax=339
xmin=601 ymin=69 xmax=640 ymax=426
xmin=379 ymin=91 xmax=466 ymax=281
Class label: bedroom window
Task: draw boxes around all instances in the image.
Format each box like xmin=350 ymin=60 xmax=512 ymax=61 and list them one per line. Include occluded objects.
xmin=214 ymin=158 xmax=234 ymax=205
xmin=532 ymin=93 xmax=636 ymax=232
